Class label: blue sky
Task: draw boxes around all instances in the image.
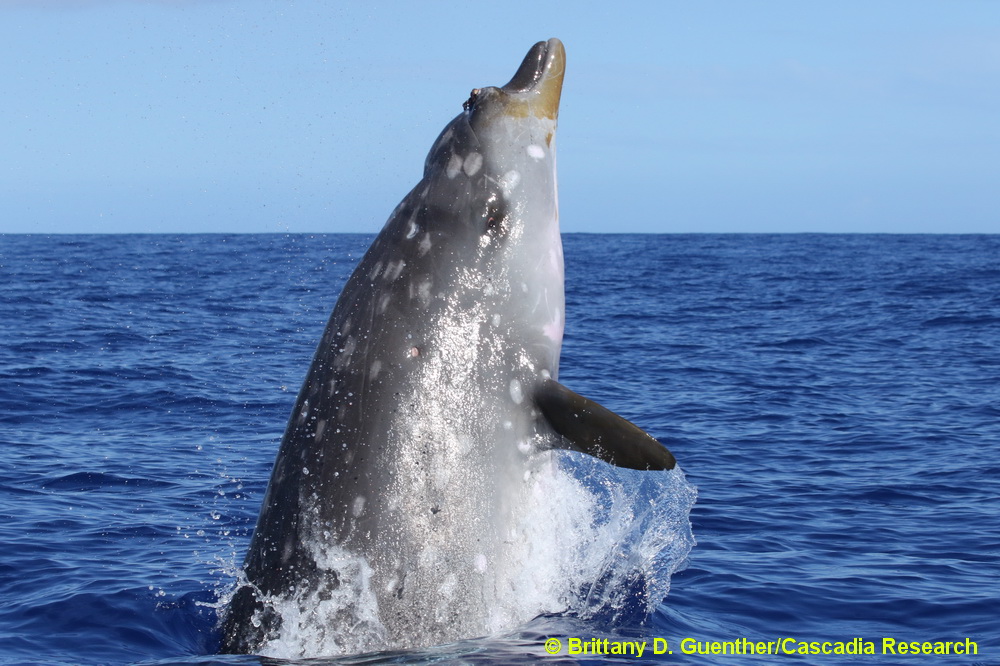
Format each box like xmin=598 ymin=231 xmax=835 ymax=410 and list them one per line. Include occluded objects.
xmin=2 ymin=1 xmax=998 ymax=234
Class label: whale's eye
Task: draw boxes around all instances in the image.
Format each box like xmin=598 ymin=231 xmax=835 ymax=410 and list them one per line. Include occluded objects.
xmin=483 ymin=195 xmax=507 ymax=238
xmin=463 ymin=88 xmax=481 ymax=112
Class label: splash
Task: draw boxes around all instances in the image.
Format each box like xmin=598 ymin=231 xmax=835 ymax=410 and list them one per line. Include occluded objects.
xmin=254 ymin=544 xmax=386 ymax=658
xmin=501 ymin=453 xmax=697 ymax=627
xmin=231 ymin=453 xmax=696 ymax=659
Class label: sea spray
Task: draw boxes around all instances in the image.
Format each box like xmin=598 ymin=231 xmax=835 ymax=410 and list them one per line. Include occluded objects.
xmin=232 ymin=452 xmax=695 ymax=659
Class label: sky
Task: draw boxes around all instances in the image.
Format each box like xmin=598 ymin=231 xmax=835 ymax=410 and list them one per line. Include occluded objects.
xmin=1 ymin=1 xmax=998 ymax=234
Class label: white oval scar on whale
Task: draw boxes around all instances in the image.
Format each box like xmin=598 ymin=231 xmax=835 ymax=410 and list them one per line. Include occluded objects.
xmin=509 ymin=379 xmax=523 ymax=404
xmin=446 ymin=153 xmax=463 ymax=179
xmin=351 ymin=496 xmax=366 ymax=518
xmin=500 ymin=170 xmax=521 ymax=195
xmin=526 ymin=144 xmax=545 ymax=159
xmin=463 ymin=152 xmax=483 ymax=176
xmin=383 ymin=259 xmax=406 ymax=281
xmin=417 ymin=233 xmax=432 ymax=256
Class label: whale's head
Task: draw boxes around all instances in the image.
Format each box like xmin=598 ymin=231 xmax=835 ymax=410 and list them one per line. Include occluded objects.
xmin=398 ymin=38 xmax=567 ymax=373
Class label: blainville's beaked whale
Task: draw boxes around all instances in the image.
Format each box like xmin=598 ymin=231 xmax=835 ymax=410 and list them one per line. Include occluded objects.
xmin=220 ymin=37 xmax=676 ymax=656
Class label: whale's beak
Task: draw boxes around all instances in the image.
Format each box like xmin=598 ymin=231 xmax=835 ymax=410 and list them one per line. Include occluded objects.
xmin=463 ymin=39 xmax=565 ymax=140
xmin=500 ymin=38 xmax=565 ymax=121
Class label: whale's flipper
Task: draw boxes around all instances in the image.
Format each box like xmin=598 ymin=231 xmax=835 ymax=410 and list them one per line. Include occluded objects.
xmin=535 ymin=379 xmax=676 ymax=471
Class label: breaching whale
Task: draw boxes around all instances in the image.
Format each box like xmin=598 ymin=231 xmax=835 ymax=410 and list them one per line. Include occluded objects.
xmin=219 ymin=38 xmax=676 ymax=656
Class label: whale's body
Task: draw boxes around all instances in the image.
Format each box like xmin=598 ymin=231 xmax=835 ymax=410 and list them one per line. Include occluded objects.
xmin=220 ymin=39 xmax=675 ymax=656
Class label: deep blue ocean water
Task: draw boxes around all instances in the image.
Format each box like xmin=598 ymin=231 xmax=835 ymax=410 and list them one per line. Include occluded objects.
xmin=1 ymin=233 xmax=998 ymax=665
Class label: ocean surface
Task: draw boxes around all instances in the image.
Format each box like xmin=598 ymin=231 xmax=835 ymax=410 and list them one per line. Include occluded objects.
xmin=1 ymin=233 xmax=997 ymax=665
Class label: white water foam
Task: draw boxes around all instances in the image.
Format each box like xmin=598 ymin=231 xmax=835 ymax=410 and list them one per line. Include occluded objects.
xmin=255 ymin=545 xmax=386 ymax=659
xmin=238 ymin=453 xmax=695 ymax=659
xmin=499 ymin=453 xmax=697 ymax=626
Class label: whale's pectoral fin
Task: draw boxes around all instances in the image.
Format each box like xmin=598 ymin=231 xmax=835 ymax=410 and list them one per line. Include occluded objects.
xmin=535 ymin=379 xmax=676 ymax=471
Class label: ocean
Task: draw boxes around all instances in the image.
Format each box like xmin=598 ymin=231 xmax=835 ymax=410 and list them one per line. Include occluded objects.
xmin=1 ymin=233 xmax=997 ymax=665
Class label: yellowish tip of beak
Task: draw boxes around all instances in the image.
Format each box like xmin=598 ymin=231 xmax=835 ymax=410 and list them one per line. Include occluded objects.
xmin=534 ymin=38 xmax=565 ymax=120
